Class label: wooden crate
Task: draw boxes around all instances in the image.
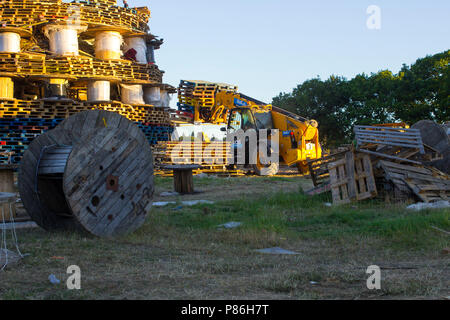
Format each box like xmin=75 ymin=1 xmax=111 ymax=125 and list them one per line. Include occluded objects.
xmin=307 ymin=148 xmax=350 ymax=187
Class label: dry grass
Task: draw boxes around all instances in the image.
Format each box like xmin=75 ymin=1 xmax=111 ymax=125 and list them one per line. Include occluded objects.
xmin=0 ymin=175 xmax=448 ymax=300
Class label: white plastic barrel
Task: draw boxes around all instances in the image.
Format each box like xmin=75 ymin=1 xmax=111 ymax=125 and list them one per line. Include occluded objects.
xmin=0 ymin=32 xmax=21 ymax=53
xmin=95 ymin=31 xmax=123 ymax=60
xmin=124 ymin=37 xmax=147 ymax=64
xmin=87 ymin=81 xmax=110 ymax=102
xmin=144 ymin=86 xmax=161 ymax=105
xmin=121 ymin=84 xmax=145 ymax=105
xmin=160 ymin=89 xmax=171 ymax=107
xmin=44 ymin=24 xmax=87 ymax=56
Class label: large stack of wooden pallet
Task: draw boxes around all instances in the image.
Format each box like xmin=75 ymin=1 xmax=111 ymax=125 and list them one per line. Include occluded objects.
xmin=176 ymin=80 xmax=238 ymax=123
xmin=0 ymin=54 xmax=163 ymax=82
xmin=0 ymin=0 xmax=176 ymax=164
xmin=307 ymin=125 xmax=449 ymax=205
xmin=0 ymin=0 xmax=150 ymax=31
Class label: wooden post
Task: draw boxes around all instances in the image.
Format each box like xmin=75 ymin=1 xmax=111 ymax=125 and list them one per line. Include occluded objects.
xmin=163 ymin=165 xmax=202 ymax=195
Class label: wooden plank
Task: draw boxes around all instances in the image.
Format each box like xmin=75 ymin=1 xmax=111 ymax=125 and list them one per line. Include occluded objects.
xmin=357 ymin=138 xmax=423 ymax=150
xmin=379 ymin=160 xmax=432 ymax=175
xmin=355 ymin=157 xmax=367 ymax=194
xmin=358 ymin=149 xmax=423 ymax=165
xmin=362 ymin=155 xmax=377 ymax=198
xmin=345 ymin=151 xmax=357 ymax=200
xmin=338 ymin=164 xmax=349 ymax=201
xmin=355 ymin=128 xmax=422 ymax=138
xmin=328 ymin=167 xmax=343 ymax=204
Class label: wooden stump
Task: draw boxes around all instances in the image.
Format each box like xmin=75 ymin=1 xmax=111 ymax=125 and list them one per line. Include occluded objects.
xmin=163 ymin=165 xmax=202 ymax=194
xmin=18 ymin=111 xmax=154 ymax=237
xmin=174 ymin=170 xmax=194 ymax=194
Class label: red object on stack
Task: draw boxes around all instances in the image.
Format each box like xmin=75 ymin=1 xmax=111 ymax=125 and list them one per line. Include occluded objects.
xmin=124 ymin=48 xmax=137 ymax=61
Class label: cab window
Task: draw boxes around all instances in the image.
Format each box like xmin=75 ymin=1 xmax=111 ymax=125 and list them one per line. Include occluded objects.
xmin=229 ymin=110 xmax=242 ymax=132
xmin=229 ymin=109 xmax=256 ymax=132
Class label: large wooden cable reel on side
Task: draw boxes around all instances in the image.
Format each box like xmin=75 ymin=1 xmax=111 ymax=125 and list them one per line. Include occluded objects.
xmin=18 ymin=110 xmax=154 ymax=237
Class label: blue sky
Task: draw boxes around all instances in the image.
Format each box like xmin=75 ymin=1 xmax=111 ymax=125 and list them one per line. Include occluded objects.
xmin=132 ymin=0 xmax=449 ymax=105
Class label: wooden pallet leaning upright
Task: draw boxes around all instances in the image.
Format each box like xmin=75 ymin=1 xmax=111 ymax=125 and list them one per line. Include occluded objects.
xmin=328 ymin=149 xmax=377 ymax=205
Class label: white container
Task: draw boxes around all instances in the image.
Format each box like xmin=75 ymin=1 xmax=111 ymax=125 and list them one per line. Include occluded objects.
xmin=124 ymin=36 xmax=147 ymax=64
xmin=144 ymin=86 xmax=161 ymax=105
xmin=87 ymin=81 xmax=110 ymax=102
xmin=121 ymin=84 xmax=145 ymax=105
xmin=0 ymin=32 xmax=21 ymax=53
xmin=160 ymin=89 xmax=171 ymax=107
xmin=44 ymin=24 xmax=87 ymax=56
xmin=95 ymin=31 xmax=123 ymax=60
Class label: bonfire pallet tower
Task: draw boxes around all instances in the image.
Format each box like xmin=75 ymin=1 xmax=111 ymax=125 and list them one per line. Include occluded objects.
xmin=0 ymin=0 xmax=176 ymax=165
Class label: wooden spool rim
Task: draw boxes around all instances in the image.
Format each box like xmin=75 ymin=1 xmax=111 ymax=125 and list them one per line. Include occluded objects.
xmin=18 ymin=128 xmax=85 ymax=231
xmin=0 ymin=27 xmax=33 ymax=38
xmin=63 ymin=127 xmax=154 ymax=237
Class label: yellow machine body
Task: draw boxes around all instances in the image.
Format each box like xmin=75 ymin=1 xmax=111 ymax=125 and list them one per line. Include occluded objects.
xmin=271 ymin=110 xmax=321 ymax=166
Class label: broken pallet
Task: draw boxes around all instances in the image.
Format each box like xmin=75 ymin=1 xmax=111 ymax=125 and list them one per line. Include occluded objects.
xmin=328 ymin=151 xmax=377 ymax=205
xmin=355 ymin=126 xmax=425 ymax=154
xmin=377 ymin=160 xmax=449 ymax=203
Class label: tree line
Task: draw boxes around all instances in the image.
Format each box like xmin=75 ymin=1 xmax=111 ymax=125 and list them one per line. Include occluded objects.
xmin=272 ymin=50 xmax=449 ymax=147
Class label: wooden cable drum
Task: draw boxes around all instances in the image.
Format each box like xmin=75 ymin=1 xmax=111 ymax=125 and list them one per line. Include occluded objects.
xmin=18 ymin=110 xmax=154 ymax=237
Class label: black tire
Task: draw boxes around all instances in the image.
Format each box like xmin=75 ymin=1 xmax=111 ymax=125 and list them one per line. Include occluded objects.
xmin=296 ymin=162 xmax=309 ymax=175
xmin=252 ymin=139 xmax=280 ymax=176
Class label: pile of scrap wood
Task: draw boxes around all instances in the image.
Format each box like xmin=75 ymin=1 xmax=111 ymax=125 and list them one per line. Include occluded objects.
xmin=307 ymin=125 xmax=449 ymax=205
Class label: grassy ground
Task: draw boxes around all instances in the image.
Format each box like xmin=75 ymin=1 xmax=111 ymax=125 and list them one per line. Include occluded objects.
xmin=1 ymin=175 xmax=449 ymax=300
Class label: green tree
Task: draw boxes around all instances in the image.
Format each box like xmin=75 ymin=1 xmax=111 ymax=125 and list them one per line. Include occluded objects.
xmin=394 ymin=50 xmax=449 ymax=123
xmin=273 ymin=50 xmax=449 ymax=148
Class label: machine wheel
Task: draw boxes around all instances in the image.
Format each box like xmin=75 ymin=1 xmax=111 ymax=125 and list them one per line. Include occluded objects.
xmin=296 ymin=162 xmax=310 ymax=175
xmin=253 ymin=147 xmax=279 ymax=176
xmin=253 ymin=162 xmax=279 ymax=176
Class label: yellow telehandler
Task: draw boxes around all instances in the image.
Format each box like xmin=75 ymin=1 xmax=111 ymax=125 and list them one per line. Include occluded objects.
xmin=178 ymin=80 xmax=322 ymax=175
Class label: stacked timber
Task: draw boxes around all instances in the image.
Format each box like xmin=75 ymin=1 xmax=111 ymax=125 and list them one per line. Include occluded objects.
xmin=176 ymin=80 xmax=237 ymax=121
